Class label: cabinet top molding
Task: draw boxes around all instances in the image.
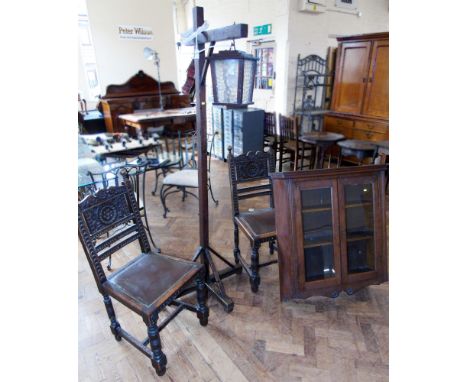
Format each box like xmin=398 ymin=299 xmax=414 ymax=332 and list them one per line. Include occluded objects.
xmin=270 ymin=164 xmax=388 ymax=180
xmin=336 ymin=32 xmax=389 ymax=42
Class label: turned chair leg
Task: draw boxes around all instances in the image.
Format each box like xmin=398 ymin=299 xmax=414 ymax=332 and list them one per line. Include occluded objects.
xmin=103 ymin=295 xmax=121 ymax=341
xmin=279 ymin=141 xmax=284 ymax=172
xmin=233 ymin=224 xmax=240 ymax=265
xmin=146 ymin=314 xmax=167 ymax=377
xmin=250 ymin=241 xmax=261 ymax=293
xmin=195 ymin=273 xmax=209 ymax=326
xmin=269 ymin=238 xmax=275 ymax=255
xmin=337 ymin=148 xmax=343 ymax=168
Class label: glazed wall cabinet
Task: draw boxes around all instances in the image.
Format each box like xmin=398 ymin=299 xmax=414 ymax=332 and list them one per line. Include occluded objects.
xmin=326 ymin=32 xmax=389 ymax=142
xmin=271 ymin=165 xmax=388 ymax=301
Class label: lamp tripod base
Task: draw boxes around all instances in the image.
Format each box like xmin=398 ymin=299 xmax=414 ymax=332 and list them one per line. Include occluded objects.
xmin=182 ymin=246 xmax=242 ymax=313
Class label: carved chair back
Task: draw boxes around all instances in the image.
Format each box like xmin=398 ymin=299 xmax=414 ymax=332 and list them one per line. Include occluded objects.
xmin=227 ymin=148 xmax=275 ymax=218
xmin=264 ymin=112 xmax=277 ymax=137
xmin=78 ymin=171 xmax=151 ymax=292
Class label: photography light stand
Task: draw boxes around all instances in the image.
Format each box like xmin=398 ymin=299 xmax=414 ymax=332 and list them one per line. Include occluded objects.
xmin=143 ymin=47 xmax=164 ymax=111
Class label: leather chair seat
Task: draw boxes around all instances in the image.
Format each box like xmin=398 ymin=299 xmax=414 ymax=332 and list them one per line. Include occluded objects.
xmin=162 ymin=169 xmax=198 ymax=188
xmin=103 ymin=253 xmax=202 ymax=315
xmin=235 ymin=208 xmax=276 ymax=242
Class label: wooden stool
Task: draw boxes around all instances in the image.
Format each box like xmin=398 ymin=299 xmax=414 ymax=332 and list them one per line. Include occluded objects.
xmin=337 ymin=139 xmax=377 ymax=167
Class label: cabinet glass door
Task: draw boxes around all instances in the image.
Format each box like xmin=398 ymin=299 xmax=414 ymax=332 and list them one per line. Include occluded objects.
xmin=301 ymin=187 xmax=336 ymax=282
xmin=343 ymin=182 xmax=376 ymax=274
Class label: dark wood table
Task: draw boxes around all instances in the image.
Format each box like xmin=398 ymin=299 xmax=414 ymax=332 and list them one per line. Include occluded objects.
xmin=300 ymin=131 xmax=345 ymax=169
xmin=337 ymin=139 xmax=378 ymax=166
xmin=119 ymin=107 xmax=196 ymax=137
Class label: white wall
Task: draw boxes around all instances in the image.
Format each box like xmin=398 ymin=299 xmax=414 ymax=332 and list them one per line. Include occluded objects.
xmin=85 ymin=0 xmax=179 ymax=95
xmin=286 ymin=0 xmax=389 ymax=113
xmin=179 ymin=0 xmax=388 ymax=114
xmin=83 ymin=0 xmax=388 ymax=112
xmin=179 ymin=0 xmax=290 ymax=113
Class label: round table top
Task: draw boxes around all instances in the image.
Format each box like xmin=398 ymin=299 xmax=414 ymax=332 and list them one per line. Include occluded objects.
xmin=375 ymin=140 xmax=389 ymax=149
xmin=337 ymin=139 xmax=377 ymax=151
xmin=300 ymin=131 xmax=345 ymax=143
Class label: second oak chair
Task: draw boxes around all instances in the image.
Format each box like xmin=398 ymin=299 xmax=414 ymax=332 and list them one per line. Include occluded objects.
xmin=227 ymin=147 xmax=278 ymax=292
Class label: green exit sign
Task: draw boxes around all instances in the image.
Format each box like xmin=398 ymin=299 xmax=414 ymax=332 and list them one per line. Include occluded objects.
xmin=253 ymin=24 xmax=272 ymax=36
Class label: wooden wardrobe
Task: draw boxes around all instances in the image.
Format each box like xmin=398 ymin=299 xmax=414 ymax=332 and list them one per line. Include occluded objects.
xmin=325 ymin=32 xmax=389 ymax=142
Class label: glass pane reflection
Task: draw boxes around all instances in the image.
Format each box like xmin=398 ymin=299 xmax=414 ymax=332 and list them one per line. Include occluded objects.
xmin=344 ymin=183 xmax=375 ymax=274
xmin=301 ymin=188 xmax=335 ymax=281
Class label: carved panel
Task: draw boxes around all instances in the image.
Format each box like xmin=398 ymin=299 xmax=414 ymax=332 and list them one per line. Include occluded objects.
xmin=80 ymin=187 xmax=133 ymax=237
xmin=232 ymin=151 xmax=274 ymax=183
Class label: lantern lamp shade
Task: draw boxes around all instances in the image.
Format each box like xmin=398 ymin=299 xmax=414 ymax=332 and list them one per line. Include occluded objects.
xmin=209 ymin=50 xmax=258 ymax=108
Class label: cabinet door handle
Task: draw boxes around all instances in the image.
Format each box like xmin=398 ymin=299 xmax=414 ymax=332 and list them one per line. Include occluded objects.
xmin=362 ymin=77 xmax=367 ymax=83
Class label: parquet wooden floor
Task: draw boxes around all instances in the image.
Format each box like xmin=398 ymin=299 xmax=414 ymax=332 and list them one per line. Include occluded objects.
xmin=78 ymin=158 xmax=389 ymax=381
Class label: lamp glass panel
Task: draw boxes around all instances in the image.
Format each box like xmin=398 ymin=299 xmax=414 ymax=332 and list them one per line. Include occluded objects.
xmin=214 ymin=59 xmax=239 ymax=104
xmin=242 ymin=60 xmax=255 ymax=104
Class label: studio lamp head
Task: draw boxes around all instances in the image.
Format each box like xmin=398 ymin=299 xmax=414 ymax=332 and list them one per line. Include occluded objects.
xmin=143 ymin=47 xmax=163 ymax=111
xmin=143 ymin=47 xmax=160 ymax=64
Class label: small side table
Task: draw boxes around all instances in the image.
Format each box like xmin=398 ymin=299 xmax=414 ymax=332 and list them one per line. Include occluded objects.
xmin=300 ymin=131 xmax=345 ymax=169
xmin=337 ymin=139 xmax=378 ymax=167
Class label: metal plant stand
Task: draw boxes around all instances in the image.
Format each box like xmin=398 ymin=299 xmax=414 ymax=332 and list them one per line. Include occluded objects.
xmin=293 ymin=54 xmax=334 ymax=133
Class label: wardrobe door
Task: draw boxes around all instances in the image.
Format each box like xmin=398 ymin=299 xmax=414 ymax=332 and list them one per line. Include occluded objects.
xmin=332 ymin=41 xmax=372 ymax=114
xmin=362 ymin=39 xmax=389 ymax=118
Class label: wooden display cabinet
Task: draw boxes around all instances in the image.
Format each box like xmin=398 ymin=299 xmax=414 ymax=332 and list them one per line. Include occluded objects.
xmin=271 ymin=165 xmax=387 ymax=301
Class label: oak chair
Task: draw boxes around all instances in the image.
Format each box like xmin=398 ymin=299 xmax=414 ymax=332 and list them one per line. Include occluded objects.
xmin=263 ymin=112 xmax=277 ymax=166
xmin=78 ymin=171 xmax=209 ymax=376
xmin=227 ymin=147 xmax=278 ymax=292
xmin=278 ymin=114 xmax=313 ymax=171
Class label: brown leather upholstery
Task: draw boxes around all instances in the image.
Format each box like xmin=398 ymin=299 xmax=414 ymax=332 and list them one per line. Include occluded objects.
xmin=235 ymin=208 xmax=276 ymax=242
xmin=104 ymin=253 xmax=202 ymax=315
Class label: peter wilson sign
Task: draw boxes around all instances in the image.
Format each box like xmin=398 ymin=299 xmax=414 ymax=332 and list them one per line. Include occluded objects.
xmin=118 ymin=25 xmax=154 ymax=40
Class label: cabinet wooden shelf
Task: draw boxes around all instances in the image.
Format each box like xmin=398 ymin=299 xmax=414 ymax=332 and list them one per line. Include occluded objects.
xmin=302 ymin=206 xmax=332 ymax=213
xmin=304 ymin=240 xmax=333 ymax=249
xmin=345 ymin=202 xmax=373 ymax=209
xmin=271 ymin=165 xmax=388 ymax=301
